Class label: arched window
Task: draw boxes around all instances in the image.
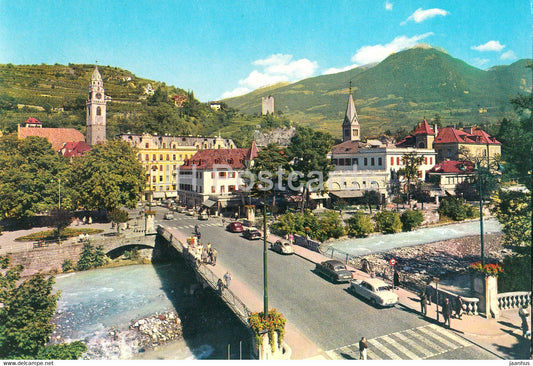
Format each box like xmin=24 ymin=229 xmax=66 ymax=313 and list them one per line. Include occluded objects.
xmin=96 ymin=107 xmax=102 ymax=116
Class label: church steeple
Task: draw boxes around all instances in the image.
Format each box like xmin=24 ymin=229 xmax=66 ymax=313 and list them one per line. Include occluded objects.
xmin=342 ymin=82 xmax=360 ymax=142
xmin=86 ymin=65 xmax=107 ymax=145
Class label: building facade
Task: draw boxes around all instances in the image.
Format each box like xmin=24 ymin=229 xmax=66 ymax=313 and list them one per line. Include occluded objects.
xmin=119 ymin=133 xmax=236 ymax=201
xmin=86 ymin=66 xmax=108 ymax=145
xmin=433 ymin=126 xmax=501 ymax=163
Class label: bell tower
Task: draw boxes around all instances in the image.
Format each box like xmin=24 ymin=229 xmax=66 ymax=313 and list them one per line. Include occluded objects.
xmin=342 ymin=82 xmax=360 ymax=142
xmin=86 ymin=66 xmax=107 ymax=145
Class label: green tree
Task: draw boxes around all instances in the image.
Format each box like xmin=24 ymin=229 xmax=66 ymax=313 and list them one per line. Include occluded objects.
xmin=70 ymin=140 xmax=145 ymax=210
xmin=346 ymin=211 xmax=374 ymax=237
xmin=438 ymin=196 xmax=479 ymax=221
xmin=44 ymin=208 xmax=72 ymax=244
xmin=362 ymin=190 xmax=381 ymax=214
xmin=107 ymin=208 xmax=130 ymax=235
xmin=287 ymin=127 xmax=334 ymax=211
xmin=397 ymin=152 xmax=424 ymax=207
xmin=490 ymin=190 xmax=531 ymax=252
xmin=374 ymin=210 xmax=402 ymax=234
xmin=316 ymin=210 xmax=345 ymax=241
xmin=400 ymin=210 xmax=425 ymax=231
xmin=37 ymin=341 xmax=87 ymax=360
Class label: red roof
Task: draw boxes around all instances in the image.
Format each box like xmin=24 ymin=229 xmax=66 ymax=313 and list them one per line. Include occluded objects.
xmin=25 ymin=117 xmax=42 ymax=125
xmin=61 ymin=141 xmax=92 ymax=158
xmin=331 ymin=140 xmax=364 ymax=154
xmin=434 ymin=127 xmax=501 ymax=145
xmin=412 ymin=119 xmax=435 ymax=135
xmin=428 ymin=160 xmax=475 ymax=174
xmin=181 ymin=146 xmax=257 ymax=170
xmin=18 ymin=126 xmax=85 ymax=151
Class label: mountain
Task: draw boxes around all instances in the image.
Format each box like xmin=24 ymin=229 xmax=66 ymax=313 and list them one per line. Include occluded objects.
xmin=223 ymin=47 xmax=532 ymax=137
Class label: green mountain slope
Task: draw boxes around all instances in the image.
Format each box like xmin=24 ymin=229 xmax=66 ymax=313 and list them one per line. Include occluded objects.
xmin=223 ymin=47 xmax=532 ymax=137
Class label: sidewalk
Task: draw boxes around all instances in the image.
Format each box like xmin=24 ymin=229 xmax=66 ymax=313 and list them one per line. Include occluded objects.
xmin=273 ymin=232 xmax=531 ymax=360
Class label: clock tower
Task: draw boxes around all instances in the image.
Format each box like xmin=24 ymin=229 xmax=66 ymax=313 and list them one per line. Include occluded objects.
xmin=86 ymin=66 xmax=107 ymax=145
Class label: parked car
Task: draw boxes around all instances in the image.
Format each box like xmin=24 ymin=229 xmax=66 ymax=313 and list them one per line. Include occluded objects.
xmin=198 ymin=212 xmax=208 ymax=220
xmin=164 ymin=212 xmax=174 ymax=220
xmin=271 ymin=240 xmax=294 ymax=255
xmin=226 ymin=221 xmax=244 ymax=233
xmin=175 ymin=206 xmax=185 ymax=213
xmin=315 ymin=260 xmax=353 ymax=283
xmin=349 ymin=278 xmax=399 ymax=307
xmin=242 ymin=228 xmax=262 ymax=240
xmin=185 ymin=209 xmax=195 ymax=216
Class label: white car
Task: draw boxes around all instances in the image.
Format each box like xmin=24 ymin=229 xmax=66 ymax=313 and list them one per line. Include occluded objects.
xmin=271 ymin=240 xmax=294 ymax=255
xmin=349 ymin=278 xmax=398 ymax=307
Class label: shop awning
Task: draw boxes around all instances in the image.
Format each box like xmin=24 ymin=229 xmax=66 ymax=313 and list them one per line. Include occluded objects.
xmin=203 ymin=199 xmax=217 ymax=208
xmin=329 ymin=190 xmax=363 ymax=198
xmin=165 ymin=191 xmax=178 ymax=198
xmin=152 ymin=191 xmax=165 ymax=199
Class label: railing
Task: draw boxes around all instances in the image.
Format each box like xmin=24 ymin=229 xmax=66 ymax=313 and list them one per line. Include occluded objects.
xmin=320 ymin=245 xmax=359 ymax=265
xmin=426 ymin=284 xmax=479 ymax=316
xmin=497 ymin=292 xmax=531 ymax=311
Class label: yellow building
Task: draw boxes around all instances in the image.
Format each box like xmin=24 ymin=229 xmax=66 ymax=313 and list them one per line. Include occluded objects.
xmin=118 ymin=133 xmax=236 ymax=201
xmin=433 ymin=126 xmax=501 ymax=163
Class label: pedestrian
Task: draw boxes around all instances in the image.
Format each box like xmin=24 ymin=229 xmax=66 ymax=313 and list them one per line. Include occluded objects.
xmin=211 ymin=248 xmax=217 ymax=265
xmin=442 ymin=298 xmax=452 ymax=328
xmin=519 ymin=305 xmax=530 ymax=338
xmin=197 ymin=231 xmax=201 ymax=241
xmin=393 ymin=270 xmax=400 ymax=288
xmin=194 ymin=224 xmax=199 ymax=234
xmin=454 ymin=296 xmax=463 ymax=319
xmin=201 ymin=248 xmax=208 ymax=263
xmin=359 ymin=337 xmax=368 ymax=360
xmin=223 ymin=271 xmax=232 ymax=288
xmin=88 ymin=216 xmax=92 ymax=224
xmin=217 ymin=278 xmax=224 ymax=295
xmin=419 ymin=290 xmax=428 ymax=316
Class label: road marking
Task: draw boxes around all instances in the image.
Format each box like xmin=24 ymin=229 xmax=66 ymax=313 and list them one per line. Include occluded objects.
xmin=418 ymin=326 xmax=461 ymax=350
xmin=380 ymin=334 xmax=420 ymax=359
xmin=428 ymin=324 xmax=472 ymax=347
xmin=367 ymin=338 xmax=402 ymax=360
xmin=393 ymin=331 xmax=434 ymax=358
xmin=404 ymin=328 xmax=445 ymax=353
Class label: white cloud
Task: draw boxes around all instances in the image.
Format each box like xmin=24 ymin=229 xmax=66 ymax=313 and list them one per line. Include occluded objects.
xmin=401 ymin=8 xmax=448 ymax=25
xmin=350 ymin=33 xmax=433 ymax=65
xmin=385 ymin=1 xmax=393 ymax=11
xmin=322 ymin=64 xmax=359 ymax=75
xmin=221 ymin=54 xmax=318 ymax=98
xmin=471 ymin=40 xmax=505 ymax=52
xmin=500 ymin=50 xmax=517 ymax=60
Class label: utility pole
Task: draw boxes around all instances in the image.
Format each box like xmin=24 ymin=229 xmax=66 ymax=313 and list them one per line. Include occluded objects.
xmin=58 ymin=178 xmax=61 ymax=209
xmin=263 ymin=193 xmax=268 ymax=316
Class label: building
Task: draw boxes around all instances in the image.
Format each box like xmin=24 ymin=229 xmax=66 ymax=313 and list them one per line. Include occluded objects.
xmin=328 ymin=89 xmax=437 ymax=202
xmin=262 ymin=95 xmax=274 ymax=115
xmin=17 ymin=117 xmax=86 ymax=151
xmin=60 ymin=141 xmax=92 ymax=158
xmin=86 ymin=66 xmax=109 ymax=145
xmin=118 ymin=133 xmax=236 ymax=201
xmin=177 ymin=142 xmax=258 ymax=212
xmin=433 ymin=126 xmax=501 ymax=163
xmin=396 ymin=119 xmax=436 ymax=149
xmin=426 ymin=160 xmax=476 ymax=195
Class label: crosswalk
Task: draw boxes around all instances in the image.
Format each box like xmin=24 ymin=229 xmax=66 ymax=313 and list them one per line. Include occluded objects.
xmin=325 ymin=324 xmax=472 ymax=360
xmin=173 ymin=223 xmax=224 ymax=231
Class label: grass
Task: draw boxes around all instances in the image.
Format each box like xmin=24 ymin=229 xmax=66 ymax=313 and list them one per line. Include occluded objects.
xmin=15 ymin=227 xmax=104 ymax=242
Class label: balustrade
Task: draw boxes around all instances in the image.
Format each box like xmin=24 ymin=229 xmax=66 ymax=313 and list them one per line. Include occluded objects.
xmin=497 ymin=292 xmax=531 ymax=311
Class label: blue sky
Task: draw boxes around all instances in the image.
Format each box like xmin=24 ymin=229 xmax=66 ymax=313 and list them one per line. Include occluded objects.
xmin=0 ymin=1 xmax=531 ymax=102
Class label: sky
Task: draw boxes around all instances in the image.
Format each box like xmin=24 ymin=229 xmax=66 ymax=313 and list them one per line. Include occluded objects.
xmin=0 ymin=1 xmax=531 ymax=102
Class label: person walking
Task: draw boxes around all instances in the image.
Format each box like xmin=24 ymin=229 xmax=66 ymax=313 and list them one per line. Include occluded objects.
xmin=217 ymin=278 xmax=224 ymax=295
xmin=419 ymin=290 xmax=428 ymax=316
xmin=359 ymin=337 xmax=368 ymax=360
xmin=442 ymin=298 xmax=452 ymax=328
xmin=211 ymin=248 xmax=217 ymax=265
xmin=454 ymin=296 xmax=463 ymax=319
xmin=519 ymin=305 xmax=531 ymax=338
xmin=194 ymin=224 xmax=199 ymax=235
xmin=223 ymin=271 xmax=232 ymax=288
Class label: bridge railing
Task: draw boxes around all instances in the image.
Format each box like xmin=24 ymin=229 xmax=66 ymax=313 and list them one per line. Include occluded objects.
xmin=497 ymin=291 xmax=531 ymax=311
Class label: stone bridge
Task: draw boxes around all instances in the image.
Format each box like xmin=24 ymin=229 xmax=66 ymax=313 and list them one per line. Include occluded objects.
xmin=90 ymin=233 xmax=156 ymax=254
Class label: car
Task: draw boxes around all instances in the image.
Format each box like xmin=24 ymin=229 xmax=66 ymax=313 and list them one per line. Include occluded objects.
xmin=242 ymin=228 xmax=262 ymax=240
xmin=198 ymin=212 xmax=208 ymax=220
xmin=175 ymin=206 xmax=185 ymax=213
xmin=185 ymin=209 xmax=195 ymax=216
xmin=315 ymin=260 xmax=353 ymax=283
xmin=164 ymin=212 xmax=174 ymax=220
xmin=349 ymin=278 xmax=399 ymax=307
xmin=271 ymin=240 xmax=294 ymax=255
xmin=226 ymin=221 xmax=244 ymax=233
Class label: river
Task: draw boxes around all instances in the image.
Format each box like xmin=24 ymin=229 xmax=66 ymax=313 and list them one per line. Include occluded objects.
xmin=52 ymin=261 xmax=252 ymax=360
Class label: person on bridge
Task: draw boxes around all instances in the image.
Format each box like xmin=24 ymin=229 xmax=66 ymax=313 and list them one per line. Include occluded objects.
xmin=419 ymin=290 xmax=428 ymax=316
xmin=442 ymin=298 xmax=452 ymax=328
xmin=519 ymin=305 xmax=530 ymax=338
xmin=359 ymin=337 xmax=368 ymax=360
xmin=223 ymin=271 xmax=232 ymax=288
xmin=454 ymin=296 xmax=463 ymax=319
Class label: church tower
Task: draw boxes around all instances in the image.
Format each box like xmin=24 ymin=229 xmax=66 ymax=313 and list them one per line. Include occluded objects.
xmin=342 ymin=83 xmax=360 ymax=142
xmin=86 ymin=66 xmax=107 ymax=145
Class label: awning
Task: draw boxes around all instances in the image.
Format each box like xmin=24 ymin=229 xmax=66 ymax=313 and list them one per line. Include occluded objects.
xmin=329 ymin=190 xmax=363 ymax=198
xmin=152 ymin=191 xmax=165 ymax=199
xmin=309 ymin=192 xmax=330 ymax=200
xmin=203 ymin=199 xmax=217 ymax=208
xmin=165 ymin=191 xmax=178 ymax=198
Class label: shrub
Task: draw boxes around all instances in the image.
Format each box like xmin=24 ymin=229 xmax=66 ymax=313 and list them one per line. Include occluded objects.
xmin=62 ymin=259 xmax=73 ymax=272
xmin=497 ymin=255 xmax=532 ymax=292
xmin=438 ymin=196 xmax=479 ymax=221
xmin=374 ymin=210 xmax=402 ymax=234
xmin=346 ymin=211 xmax=374 ymax=237
xmin=400 ymin=210 xmax=425 ymax=231
xmin=316 ymin=210 xmax=345 ymax=241
xmin=76 ymin=242 xmax=107 ymax=271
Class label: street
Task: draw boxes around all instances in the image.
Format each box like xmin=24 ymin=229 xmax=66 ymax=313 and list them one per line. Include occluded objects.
xmin=155 ymin=210 xmax=501 ymax=360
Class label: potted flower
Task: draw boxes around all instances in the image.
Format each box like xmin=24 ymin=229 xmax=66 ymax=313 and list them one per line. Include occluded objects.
xmin=469 ymin=262 xmax=504 ymax=276
xmin=248 ymin=308 xmax=286 ymax=354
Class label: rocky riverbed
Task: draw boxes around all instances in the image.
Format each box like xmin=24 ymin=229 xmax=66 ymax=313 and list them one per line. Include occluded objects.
xmin=349 ymin=232 xmax=506 ymax=292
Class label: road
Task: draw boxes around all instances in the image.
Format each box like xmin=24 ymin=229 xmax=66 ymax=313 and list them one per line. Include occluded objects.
xmin=155 ymin=209 xmax=500 ymax=360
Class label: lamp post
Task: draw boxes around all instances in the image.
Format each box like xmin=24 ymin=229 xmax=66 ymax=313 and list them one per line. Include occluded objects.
xmin=263 ymin=194 xmax=268 ymax=317
xmin=58 ymin=178 xmax=61 ymax=209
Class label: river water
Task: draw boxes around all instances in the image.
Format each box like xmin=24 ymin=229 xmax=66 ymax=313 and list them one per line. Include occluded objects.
xmin=52 ymin=262 xmax=252 ymax=360
xmin=327 ymin=218 xmax=501 ymax=257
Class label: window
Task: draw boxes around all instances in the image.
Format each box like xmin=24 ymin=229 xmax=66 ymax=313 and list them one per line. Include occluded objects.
xmin=96 ymin=107 xmax=101 ymax=116
xmin=339 ymin=159 xmax=345 ymax=166
xmin=332 ymin=158 xmax=338 ymax=165
xmin=364 ymin=158 xmax=368 ymax=166
xmin=159 ymin=165 xmax=163 ymax=171
xmin=391 ymin=157 xmax=394 ymax=166
xmin=424 ymin=157 xmax=428 ymax=165
xmin=159 ymin=176 xmax=163 ymax=182
xmin=378 ymin=157 xmax=382 ymax=166
xmin=145 ymin=154 xmax=149 ymax=161
xmin=153 ymin=154 xmax=156 ymax=161
xmin=172 ymin=154 xmax=176 ymax=160
xmin=418 ymin=171 xmax=422 ymax=178
xmin=166 ymin=154 xmax=169 ymax=160
xmin=353 ymin=129 xmax=359 ymax=137
xmin=397 ymin=157 xmax=400 ymax=165
xmin=229 ymin=185 xmax=236 ymax=192
xmin=159 ymin=154 xmax=163 ymax=160
xmin=430 ymin=157 xmax=433 ymax=165
xmin=211 ymin=186 xmax=216 ymax=193
xmin=219 ymin=172 xmax=226 ymax=177
xmin=345 ymin=158 xmax=351 ymax=165
xmin=220 ymin=185 xmax=225 ymax=194
xmin=353 ymin=158 xmax=358 ymax=165
xmin=371 ymin=158 xmax=375 ymax=166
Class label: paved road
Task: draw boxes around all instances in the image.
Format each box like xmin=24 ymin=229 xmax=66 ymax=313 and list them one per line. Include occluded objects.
xmin=156 ymin=211 xmax=500 ymax=360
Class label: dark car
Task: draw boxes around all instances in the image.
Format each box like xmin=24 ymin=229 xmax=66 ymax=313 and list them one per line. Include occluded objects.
xmin=315 ymin=260 xmax=353 ymax=283
xmin=242 ymin=228 xmax=262 ymax=240
xmin=226 ymin=221 xmax=244 ymax=233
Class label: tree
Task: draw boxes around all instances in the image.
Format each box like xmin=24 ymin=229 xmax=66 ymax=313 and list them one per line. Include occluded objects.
xmin=438 ymin=196 xmax=479 ymax=221
xmin=44 ymin=208 xmax=72 ymax=244
xmin=412 ymin=183 xmax=432 ymax=209
xmin=397 ymin=152 xmax=424 ymax=207
xmin=37 ymin=341 xmax=87 ymax=360
xmin=346 ymin=211 xmax=374 ymax=237
xmin=400 ymin=210 xmax=425 ymax=231
xmin=454 ymin=180 xmax=478 ymax=201
xmin=490 ymin=190 xmax=531 ymax=252
xmin=374 ymin=210 xmax=402 ymax=234
xmin=287 ymin=127 xmax=334 ymax=211
xmin=362 ymin=190 xmax=381 ymax=214
xmin=70 ymin=140 xmax=145 ymax=211
xmin=316 ymin=210 xmax=345 ymax=241
xmin=108 ymin=208 xmax=130 ymax=235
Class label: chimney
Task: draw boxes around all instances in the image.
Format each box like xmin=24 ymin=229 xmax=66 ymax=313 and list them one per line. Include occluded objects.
xmin=463 ymin=126 xmax=473 ymax=134
xmin=434 ymin=124 xmax=438 ymax=136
